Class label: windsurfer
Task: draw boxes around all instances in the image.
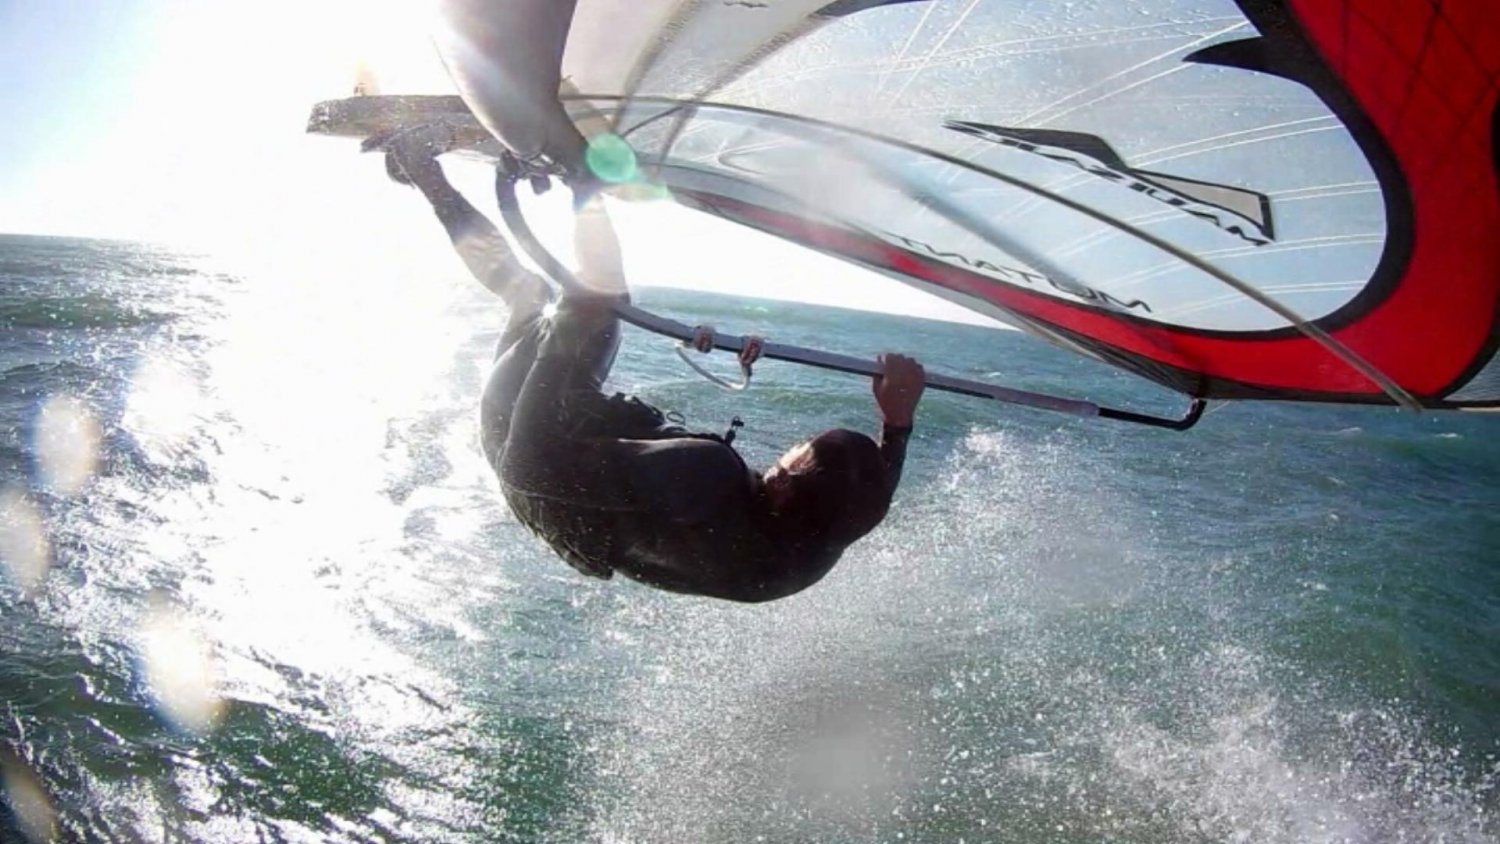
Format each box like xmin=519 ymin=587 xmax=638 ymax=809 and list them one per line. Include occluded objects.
xmin=384 ymin=133 xmax=926 ymax=603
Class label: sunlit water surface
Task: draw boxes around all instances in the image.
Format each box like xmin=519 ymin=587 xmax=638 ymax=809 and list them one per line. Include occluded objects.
xmin=0 ymin=233 xmax=1497 ymax=842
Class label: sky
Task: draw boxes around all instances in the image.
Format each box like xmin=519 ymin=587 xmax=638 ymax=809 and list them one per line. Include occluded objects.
xmin=0 ymin=0 xmax=453 ymax=243
xmin=0 ymin=0 xmax=990 ymax=321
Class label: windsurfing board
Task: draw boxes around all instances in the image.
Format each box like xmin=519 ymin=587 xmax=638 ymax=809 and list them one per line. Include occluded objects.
xmin=307 ymin=94 xmax=502 ymax=161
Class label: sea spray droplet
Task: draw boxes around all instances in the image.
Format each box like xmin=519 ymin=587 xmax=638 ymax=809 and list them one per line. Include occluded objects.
xmin=138 ymin=595 xmax=226 ymax=735
xmin=1 ymin=754 xmax=57 ymax=844
xmin=586 ymin=134 xmax=639 ymax=184
xmin=0 ymin=489 xmax=50 ymax=594
xmin=33 ymin=394 xmax=100 ymax=495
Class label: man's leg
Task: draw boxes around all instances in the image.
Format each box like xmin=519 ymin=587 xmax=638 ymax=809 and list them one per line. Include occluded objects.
xmin=381 ymin=134 xmax=555 ymax=468
xmin=388 ymin=134 xmax=553 ymax=310
xmin=479 ymin=314 xmax=545 ymax=471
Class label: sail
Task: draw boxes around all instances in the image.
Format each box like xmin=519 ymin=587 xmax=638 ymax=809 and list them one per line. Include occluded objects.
xmin=434 ymin=0 xmax=1500 ymax=408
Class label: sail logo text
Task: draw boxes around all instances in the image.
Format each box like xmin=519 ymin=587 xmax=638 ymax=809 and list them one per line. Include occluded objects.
xmin=886 ymin=233 xmax=1153 ymax=313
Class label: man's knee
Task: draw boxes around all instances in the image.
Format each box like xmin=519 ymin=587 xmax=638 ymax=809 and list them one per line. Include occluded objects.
xmin=542 ymin=297 xmax=621 ymax=378
xmin=553 ymin=294 xmax=620 ymax=327
xmin=511 ymin=274 xmax=552 ymax=322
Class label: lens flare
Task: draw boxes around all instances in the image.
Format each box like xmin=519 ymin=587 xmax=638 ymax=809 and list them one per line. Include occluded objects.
xmin=33 ymin=394 xmax=100 ymax=495
xmin=139 ymin=597 xmax=226 ymax=735
xmin=1 ymin=754 xmax=56 ymax=844
xmin=585 ymin=133 xmax=639 ymax=184
xmin=0 ymin=489 xmax=50 ymax=594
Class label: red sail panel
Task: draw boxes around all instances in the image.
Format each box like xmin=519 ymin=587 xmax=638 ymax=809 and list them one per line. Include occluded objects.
xmin=1294 ymin=0 xmax=1500 ymax=400
xmin=1050 ymin=0 xmax=1500 ymax=401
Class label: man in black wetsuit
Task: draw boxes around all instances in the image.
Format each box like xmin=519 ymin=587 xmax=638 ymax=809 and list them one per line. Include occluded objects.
xmin=384 ymin=134 xmax=926 ymax=603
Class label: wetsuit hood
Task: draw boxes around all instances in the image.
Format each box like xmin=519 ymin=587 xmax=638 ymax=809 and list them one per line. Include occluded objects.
xmin=764 ymin=428 xmax=888 ymax=550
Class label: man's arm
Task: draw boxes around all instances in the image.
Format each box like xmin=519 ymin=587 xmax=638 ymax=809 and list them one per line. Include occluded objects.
xmin=878 ymin=423 xmax=912 ymax=498
xmin=872 ymin=353 xmax=925 ymax=497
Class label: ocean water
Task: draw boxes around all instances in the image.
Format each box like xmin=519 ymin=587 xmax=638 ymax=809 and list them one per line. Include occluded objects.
xmin=0 ymin=231 xmax=1496 ymax=843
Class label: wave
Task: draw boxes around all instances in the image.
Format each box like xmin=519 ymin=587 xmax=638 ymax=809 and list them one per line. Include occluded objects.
xmin=0 ymin=359 xmax=114 ymax=390
xmin=0 ymin=258 xmax=73 ymax=280
xmin=0 ymin=296 xmax=174 ymax=329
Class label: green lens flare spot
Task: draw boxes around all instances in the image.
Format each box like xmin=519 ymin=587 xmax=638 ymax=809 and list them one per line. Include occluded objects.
xmin=585 ymin=134 xmax=639 ymax=184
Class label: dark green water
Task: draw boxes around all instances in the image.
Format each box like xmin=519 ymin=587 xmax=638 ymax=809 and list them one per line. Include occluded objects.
xmin=0 ymin=233 xmax=1496 ymax=842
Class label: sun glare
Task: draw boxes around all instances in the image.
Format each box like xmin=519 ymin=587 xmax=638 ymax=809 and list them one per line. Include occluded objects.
xmin=18 ymin=0 xmax=453 ymax=247
xmin=123 ymin=358 xmax=204 ymax=463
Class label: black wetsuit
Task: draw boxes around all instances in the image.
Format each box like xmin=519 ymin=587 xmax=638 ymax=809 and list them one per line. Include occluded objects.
xmin=480 ymin=295 xmax=911 ymax=603
xmin=398 ymin=151 xmax=908 ymax=602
